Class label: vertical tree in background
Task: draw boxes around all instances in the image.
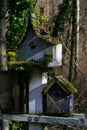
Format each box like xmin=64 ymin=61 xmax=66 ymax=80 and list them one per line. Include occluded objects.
xmin=0 ymin=0 xmax=8 ymax=70
xmin=69 ymin=0 xmax=80 ymax=81
xmin=69 ymin=0 xmax=76 ymax=81
xmin=75 ymin=0 xmax=80 ymax=65
xmin=52 ymin=0 xmax=80 ymax=82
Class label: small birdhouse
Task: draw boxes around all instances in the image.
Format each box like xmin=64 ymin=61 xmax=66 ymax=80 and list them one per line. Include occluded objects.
xmin=42 ymin=76 xmax=77 ymax=116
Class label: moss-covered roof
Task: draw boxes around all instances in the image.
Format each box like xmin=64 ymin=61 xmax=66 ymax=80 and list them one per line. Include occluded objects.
xmin=31 ymin=15 xmax=60 ymax=45
xmin=8 ymin=61 xmax=43 ymax=71
xmin=43 ymin=76 xmax=77 ymax=95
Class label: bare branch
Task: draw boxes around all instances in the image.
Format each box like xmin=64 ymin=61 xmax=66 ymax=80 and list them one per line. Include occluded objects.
xmin=60 ymin=35 xmax=87 ymax=81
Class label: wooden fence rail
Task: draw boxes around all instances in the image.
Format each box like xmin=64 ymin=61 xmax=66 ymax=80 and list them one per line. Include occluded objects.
xmin=0 ymin=113 xmax=87 ymax=127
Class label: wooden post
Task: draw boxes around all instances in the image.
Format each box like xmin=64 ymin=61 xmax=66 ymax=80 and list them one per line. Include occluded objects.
xmin=28 ymin=69 xmax=47 ymax=130
xmin=2 ymin=120 xmax=9 ymax=130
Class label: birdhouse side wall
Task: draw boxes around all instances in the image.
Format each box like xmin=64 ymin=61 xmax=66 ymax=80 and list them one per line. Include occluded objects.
xmin=29 ymin=69 xmax=47 ymax=114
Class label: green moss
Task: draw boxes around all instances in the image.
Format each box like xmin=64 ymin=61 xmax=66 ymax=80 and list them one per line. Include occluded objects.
xmin=31 ymin=6 xmax=60 ymax=45
xmin=8 ymin=61 xmax=43 ymax=71
xmin=44 ymin=52 xmax=52 ymax=57
xmin=7 ymin=51 xmax=17 ymax=62
xmin=63 ymin=81 xmax=77 ymax=93
xmin=7 ymin=0 xmax=37 ymax=51
xmin=39 ymin=34 xmax=60 ymax=45
xmin=57 ymin=76 xmax=77 ymax=93
xmin=52 ymin=1 xmax=73 ymax=36
xmin=43 ymin=76 xmax=77 ymax=96
xmin=44 ymin=52 xmax=53 ymax=63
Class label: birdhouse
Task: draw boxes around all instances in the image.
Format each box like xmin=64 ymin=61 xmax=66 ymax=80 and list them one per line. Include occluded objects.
xmin=42 ymin=76 xmax=77 ymax=116
xmin=17 ymin=18 xmax=62 ymax=67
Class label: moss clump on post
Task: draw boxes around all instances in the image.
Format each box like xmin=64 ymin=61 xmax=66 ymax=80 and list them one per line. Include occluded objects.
xmin=7 ymin=52 xmax=17 ymax=62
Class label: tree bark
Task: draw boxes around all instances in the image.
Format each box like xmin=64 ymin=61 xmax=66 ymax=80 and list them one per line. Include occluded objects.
xmin=69 ymin=0 xmax=76 ymax=82
xmin=0 ymin=0 xmax=7 ymax=71
xmin=69 ymin=0 xmax=80 ymax=82
xmin=75 ymin=0 xmax=80 ymax=66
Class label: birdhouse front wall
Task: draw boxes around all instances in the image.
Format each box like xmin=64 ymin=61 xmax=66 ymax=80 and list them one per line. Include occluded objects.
xmin=29 ymin=69 xmax=47 ymax=114
xmin=43 ymin=83 xmax=74 ymax=115
xmin=47 ymin=94 xmax=73 ymax=114
xmin=46 ymin=84 xmax=68 ymax=114
xmin=17 ymin=31 xmax=52 ymax=61
xmin=27 ymin=47 xmax=52 ymax=62
xmin=47 ymin=95 xmax=68 ymax=114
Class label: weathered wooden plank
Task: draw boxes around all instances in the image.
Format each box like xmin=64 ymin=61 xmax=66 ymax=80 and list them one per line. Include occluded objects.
xmin=72 ymin=113 xmax=86 ymax=119
xmin=0 ymin=114 xmax=87 ymax=127
xmin=84 ymin=119 xmax=87 ymax=126
xmin=2 ymin=120 xmax=9 ymax=130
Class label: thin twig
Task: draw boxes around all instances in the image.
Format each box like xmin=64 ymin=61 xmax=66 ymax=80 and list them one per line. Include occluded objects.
xmin=60 ymin=35 xmax=87 ymax=81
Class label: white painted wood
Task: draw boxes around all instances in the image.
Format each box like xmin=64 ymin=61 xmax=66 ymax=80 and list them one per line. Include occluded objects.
xmin=29 ymin=70 xmax=47 ymax=114
xmin=29 ymin=124 xmax=43 ymax=130
xmin=29 ymin=70 xmax=47 ymax=130
xmin=29 ymin=72 xmax=42 ymax=114
xmin=29 ymin=100 xmax=35 ymax=113
xmin=48 ymin=44 xmax=62 ymax=67
xmin=29 ymin=70 xmax=42 ymax=91
xmin=42 ymin=72 xmax=47 ymax=84
xmin=72 ymin=113 xmax=86 ymax=119
xmin=27 ymin=47 xmax=52 ymax=61
xmin=1 ymin=114 xmax=87 ymax=127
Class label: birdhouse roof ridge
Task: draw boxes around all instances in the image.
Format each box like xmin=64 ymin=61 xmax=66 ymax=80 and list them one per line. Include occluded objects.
xmin=42 ymin=76 xmax=77 ymax=95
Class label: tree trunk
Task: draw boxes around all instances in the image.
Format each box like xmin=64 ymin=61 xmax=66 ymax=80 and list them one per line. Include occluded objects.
xmin=69 ymin=0 xmax=76 ymax=82
xmin=75 ymin=0 xmax=80 ymax=66
xmin=69 ymin=0 xmax=80 ymax=82
xmin=0 ymin=0 xmax=7 ymax=71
